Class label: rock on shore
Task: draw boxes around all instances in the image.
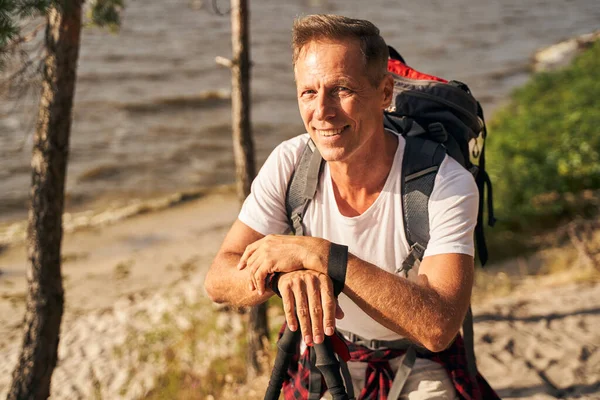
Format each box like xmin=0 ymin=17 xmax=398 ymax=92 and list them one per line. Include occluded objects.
xmin=533 ymin=30 xmax=600 ymax=72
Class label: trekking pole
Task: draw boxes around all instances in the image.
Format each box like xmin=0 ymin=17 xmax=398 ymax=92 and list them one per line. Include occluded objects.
xmin=313 ymin=336 xmax=349 ymax=400
xmin=264 ymin=326 xmax=349 ymax=400
xmin=264 ymin=325 xmax=301 ymax=400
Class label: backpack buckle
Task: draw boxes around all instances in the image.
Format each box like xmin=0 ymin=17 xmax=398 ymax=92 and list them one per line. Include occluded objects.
xmin=427 ymin=122 xmax=448 ymax=143
xmin=291 ymin=213 xmax=304 ymax=236
xmin=397 ymin=243 xmax=426 ymax=277
xmin=468 ymin=165 xmax=479 ymax=178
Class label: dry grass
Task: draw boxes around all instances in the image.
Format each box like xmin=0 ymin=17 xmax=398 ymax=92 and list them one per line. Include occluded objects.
xmin=113 ymin=260 xmax=134 ymax=280
xmin=0 ymin=292 xmax=26 ymax=307
xmin=130 ymin=295 xmax=286 ymax=399
xmin=61 ymin=252 xmax=89 ymax=263
xmin=473 ymin=219 xmax=600 ymax=303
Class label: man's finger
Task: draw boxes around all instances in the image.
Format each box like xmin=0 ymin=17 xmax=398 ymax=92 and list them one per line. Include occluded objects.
xmin=292 ymin=280 xmax=312 ymax=345
xmin=281 ymin=281 xmax=297 ymax=332
xmin=319 ymin=274 xmax=336 ymax=336
xmin=247 ymin=253 xmax=263 ymax=292
xmin=254 ymin=262 xmax=271 ymax=295
xmin=237 ymin=242 xmax=257 ymax=270
xmin=245 ymin=268 xmax=256 ymax=291
xmin=246 ymin=246 xmax=260 ymax=271
xmin=306 ymin=276 xmax=324 ymax=344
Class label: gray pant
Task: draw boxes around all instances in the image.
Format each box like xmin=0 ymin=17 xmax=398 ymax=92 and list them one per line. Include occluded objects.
xmin=345 ymin=357 xmax=459 ymax=400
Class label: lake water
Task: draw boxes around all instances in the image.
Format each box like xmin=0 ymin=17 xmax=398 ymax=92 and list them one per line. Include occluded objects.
xmin=1 ymin=0 xmax=599 ymax=223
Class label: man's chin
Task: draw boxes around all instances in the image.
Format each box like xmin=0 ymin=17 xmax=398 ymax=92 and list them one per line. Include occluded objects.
xmin=308 ymin=133 xmax=352 ymax=162
xmin=317 ymin=147 xmax=347 ymax=163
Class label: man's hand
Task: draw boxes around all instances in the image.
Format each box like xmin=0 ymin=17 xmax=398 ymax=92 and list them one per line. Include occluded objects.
xmin=277 ymin=270 xmax=344 ymax=345
xmin=237 ymin=235 xmax=329 ymax=294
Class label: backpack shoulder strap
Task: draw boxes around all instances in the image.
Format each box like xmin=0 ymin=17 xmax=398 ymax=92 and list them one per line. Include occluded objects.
xmin=397 ymin=136 xmax=446 ymax=276
xmin=401 ymin=136 xmax=481 ymax=382
xmin=285 ymin=138 xmax=324 ymax=236
xmin=400 ymin=136 xmax=479 ymax=382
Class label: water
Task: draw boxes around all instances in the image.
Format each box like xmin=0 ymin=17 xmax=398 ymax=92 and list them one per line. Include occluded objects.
xmin=1 ymin=0 xmax=599 ymax=223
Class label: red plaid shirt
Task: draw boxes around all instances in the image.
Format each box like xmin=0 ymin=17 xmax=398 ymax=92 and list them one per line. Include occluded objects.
xmin=280 ymin=328 xmax=500 ymax=400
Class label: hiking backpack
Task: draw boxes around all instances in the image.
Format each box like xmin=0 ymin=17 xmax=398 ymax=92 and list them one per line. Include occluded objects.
xmin=284 ymin=46 xmax=496 ymax=385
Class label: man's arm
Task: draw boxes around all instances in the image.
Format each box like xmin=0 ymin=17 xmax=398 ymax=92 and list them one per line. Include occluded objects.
xmin=342 ymin=251 xmax=473 ymax=352
xmin=204 ymin=219 xmax=273 ymax=306
xmin=205 ymin=220 xmax=340 ymax=344
xmin=240 ymin=235 xmax=473 ymax=351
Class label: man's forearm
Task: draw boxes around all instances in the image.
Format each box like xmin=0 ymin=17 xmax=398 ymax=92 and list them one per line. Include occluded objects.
xmin=236 ymin=234 xmax=472 ymax=351
xmin=343 ymin=253 xmax=469 ymax=352
xmin=205 ymin=251 xmax=273 ymax=306
xmin=285 ymin=237 xmax=467 ymax=349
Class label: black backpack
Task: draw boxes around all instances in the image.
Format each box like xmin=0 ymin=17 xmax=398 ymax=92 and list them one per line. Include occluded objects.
xmin=284 ymin=45 xmax=496 ymax=388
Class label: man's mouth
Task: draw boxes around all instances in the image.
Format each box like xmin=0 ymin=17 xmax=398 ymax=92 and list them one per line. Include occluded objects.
xmin=314 ymin=126 xmax=349 ymax=137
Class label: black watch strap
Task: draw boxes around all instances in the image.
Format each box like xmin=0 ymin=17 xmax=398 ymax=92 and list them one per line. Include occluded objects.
xmin=328 ymin=243 xmax=348 ymax=297
xmin=268 ymin=273 xmax=282 ymax=297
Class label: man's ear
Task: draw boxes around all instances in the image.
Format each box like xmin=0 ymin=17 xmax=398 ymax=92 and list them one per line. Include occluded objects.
xmin=381 ymin=74 xmax=394 ymax=109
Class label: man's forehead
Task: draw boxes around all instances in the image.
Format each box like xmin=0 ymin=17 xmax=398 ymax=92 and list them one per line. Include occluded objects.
xmin=294 ymin=38 xmax=365 ymax=77
xmin=297 ymin=38 xmax=362 ymax=59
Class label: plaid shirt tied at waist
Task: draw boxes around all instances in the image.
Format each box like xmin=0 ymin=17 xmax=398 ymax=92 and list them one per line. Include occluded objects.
xmin=280 ymin=328 xmax=500 ymax=400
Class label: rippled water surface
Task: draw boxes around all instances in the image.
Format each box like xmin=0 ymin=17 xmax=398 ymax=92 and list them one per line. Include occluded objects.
xmin=1 ymin=0 xmax=599 ymax=222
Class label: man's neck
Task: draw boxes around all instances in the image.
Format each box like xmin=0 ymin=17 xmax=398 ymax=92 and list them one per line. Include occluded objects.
xmin=329 ymin=131 xmax=398 ymax=217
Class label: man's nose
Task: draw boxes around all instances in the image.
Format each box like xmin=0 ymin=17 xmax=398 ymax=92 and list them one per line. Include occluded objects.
xmin=314 ymin=92 xmax=336 ymax=121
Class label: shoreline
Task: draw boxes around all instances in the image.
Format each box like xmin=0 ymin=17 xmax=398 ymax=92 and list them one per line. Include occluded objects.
xmin=0 ymin=183 xmax=237 ymax=248
xmin=0 ymin=190 xmax=240 ymax=343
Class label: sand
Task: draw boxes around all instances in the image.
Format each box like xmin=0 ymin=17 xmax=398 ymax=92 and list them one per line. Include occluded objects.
xmin=0 ymin=191 xmax=598 ymax=399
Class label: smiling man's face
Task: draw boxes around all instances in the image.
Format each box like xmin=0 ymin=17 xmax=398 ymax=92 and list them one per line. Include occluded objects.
xmin=294 ymin=38 xmax=392 ymax=164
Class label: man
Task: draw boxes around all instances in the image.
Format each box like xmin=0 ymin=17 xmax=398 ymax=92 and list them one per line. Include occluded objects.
xmin=205 ymin=14 xmax=492 ymax=400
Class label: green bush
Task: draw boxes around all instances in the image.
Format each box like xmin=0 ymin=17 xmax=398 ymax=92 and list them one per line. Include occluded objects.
xmin=486 ymin=41 xmax=600 ymax=231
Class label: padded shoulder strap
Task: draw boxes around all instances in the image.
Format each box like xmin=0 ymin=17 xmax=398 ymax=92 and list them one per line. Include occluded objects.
xmin=397 ymin=136 xmax=446 ymax=276
xmin=401 ymin=136 xmax=480 ymax=382
xmin=285 ymin=139 xmax=324 ymax=236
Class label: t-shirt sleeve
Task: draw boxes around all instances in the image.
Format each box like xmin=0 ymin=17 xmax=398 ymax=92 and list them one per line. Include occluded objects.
xmin=423 ymin=156 xmax=479 ymax=258
xmin=238 ymin=135 xmax=307 ymax=235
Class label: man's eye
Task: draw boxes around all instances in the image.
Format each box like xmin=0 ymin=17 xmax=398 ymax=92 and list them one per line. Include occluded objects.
xmin=301 ymin=90 xmax=316 ymax=96
xmin=335 ymin=86 xmax=351 ymax=94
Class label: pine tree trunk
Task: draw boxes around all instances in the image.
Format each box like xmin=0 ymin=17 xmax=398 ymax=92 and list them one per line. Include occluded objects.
xmin=247 ymin=300 xmax=269 ymax=377
xmin=231 ymin=0 xmax=255 ymax=199
xmin=8 ymin=1 xmax=82 ymax=399
xmin=229 ymin=0 xmax=269 ymax=378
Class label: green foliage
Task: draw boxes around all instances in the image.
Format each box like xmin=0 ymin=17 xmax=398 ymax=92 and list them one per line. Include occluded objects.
xmin=0 ymin=0 xmax=52 ymax=69
xmin=0 ymin=0 xmax=53 ymax=44
xmin=0 ymin=0 xmax=124 ymax=70
xmin=86 ymin=0 xmax=123 ymax=32
xmin=0 ymin=1 xmax=21 ymax=52
xmin=14 ymin=0 xmax=53 ymax=17
xmin=486 ymin=41 xmax=600 ymax=231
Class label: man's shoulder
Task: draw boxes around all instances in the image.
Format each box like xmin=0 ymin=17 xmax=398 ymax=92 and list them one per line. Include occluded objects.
xmin=269 ymin=133 xmax=311 ymax=166
xmin=277 ymin=133 xmax=310 ymax=153
xmin=386 ymin=134 xmax=473 ymax=190
xmin=438 ymin=154 xmax=476 ymax=183
xmin=431 ymin=154 xmax=479 ymax=201
xmin=238 ymin=133 xmax=311 ymax=236
xmin=253 ymin=133 xmax=311 ymax=190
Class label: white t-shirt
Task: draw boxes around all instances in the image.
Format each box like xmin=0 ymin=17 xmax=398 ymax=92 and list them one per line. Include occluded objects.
xmin=239 ymin=132 xmax=478 ymax=341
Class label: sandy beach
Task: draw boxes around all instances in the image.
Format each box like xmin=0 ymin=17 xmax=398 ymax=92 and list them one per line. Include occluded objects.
xmin=0 ymin=191 xmax=598 ymax=399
